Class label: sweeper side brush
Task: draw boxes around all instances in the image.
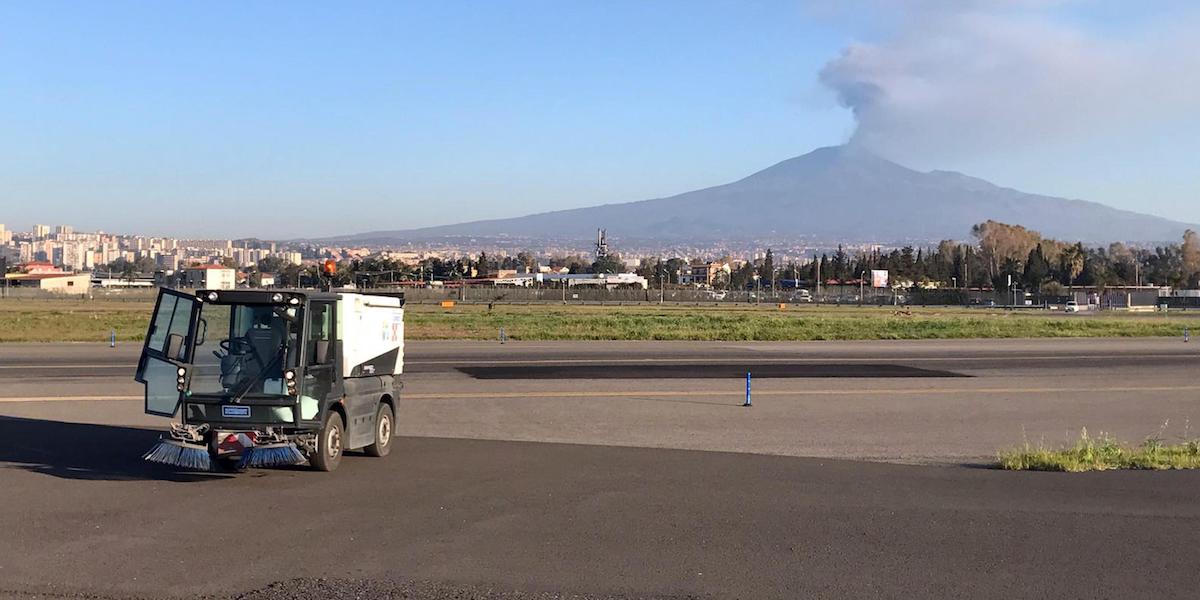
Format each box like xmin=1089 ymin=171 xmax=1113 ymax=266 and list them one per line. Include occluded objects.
xmin=238 ymin=442 xmax=307 ymax=468
xmin=143 ymin=438 xmax=212 ymax=471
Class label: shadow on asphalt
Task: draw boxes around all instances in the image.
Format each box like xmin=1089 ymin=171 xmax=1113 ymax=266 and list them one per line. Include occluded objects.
xmin=459 ymin=363 xmax=969 ymax=379
xmin=959 ymin=461 xmax=1004 ymax=470
xmin=0 ymin=415 xmax=230 ymax=482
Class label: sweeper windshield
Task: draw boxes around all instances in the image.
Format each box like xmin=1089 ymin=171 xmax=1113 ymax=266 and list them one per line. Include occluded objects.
xmin=187 ymin=302 xmax=300 ymax=399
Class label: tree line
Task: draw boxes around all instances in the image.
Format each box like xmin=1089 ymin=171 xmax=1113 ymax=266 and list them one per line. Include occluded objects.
xmin=99 ymin=220 xmax=1200 ymax=292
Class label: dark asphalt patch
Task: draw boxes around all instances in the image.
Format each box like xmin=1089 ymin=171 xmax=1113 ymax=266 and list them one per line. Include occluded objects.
xmin=458 ymin=363 xmax=968 ymax=379
xmin=228 ymin=578 xmax=701 ymax=600
xmin=5 ymin=434 xmax=1200 ymax=600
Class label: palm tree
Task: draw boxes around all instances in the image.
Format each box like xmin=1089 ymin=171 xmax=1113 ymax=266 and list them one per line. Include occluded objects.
xmin=1063 ymin=244 xmax=1086 ymax=293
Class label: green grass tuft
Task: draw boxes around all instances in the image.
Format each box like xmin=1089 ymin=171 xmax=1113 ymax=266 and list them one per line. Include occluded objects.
xmin=998 ymin=428 xmax=1200 ymax=471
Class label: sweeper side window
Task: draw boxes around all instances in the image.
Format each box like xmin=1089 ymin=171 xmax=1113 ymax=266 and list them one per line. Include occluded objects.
xmin=136 ymin=289 xmax=199 ymax=417
xmin=300 ymin=301 xmax=336 ymax=422
xmin=142 ymin=290 xmax=197 ymax=364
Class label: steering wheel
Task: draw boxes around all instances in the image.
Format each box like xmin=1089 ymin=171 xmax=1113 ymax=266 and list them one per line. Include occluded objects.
xmin=219 ymin=337 xmax=255 ymax=356
xmin=215 ymin=336 xmax=271 ymax=382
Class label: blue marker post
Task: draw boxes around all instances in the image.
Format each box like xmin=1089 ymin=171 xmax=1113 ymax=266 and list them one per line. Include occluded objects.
xmin=743 ymin=371 xmax=752 ymax=407
xmin=110 ymin=329 xmax=116 ymax=348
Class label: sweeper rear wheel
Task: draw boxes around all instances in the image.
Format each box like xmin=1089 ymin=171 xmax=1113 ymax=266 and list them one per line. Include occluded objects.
xmin=310 ymin=411 xmax=344 ymax=472
xmin=363 ymin=402 xmax=394 ymax=458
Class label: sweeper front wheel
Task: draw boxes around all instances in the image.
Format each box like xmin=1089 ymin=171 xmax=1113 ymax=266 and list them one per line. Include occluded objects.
xmin=363 ymin=402 xmax=394 ymax=458
xmin=310 ymin=412 xmax=344 ymax=472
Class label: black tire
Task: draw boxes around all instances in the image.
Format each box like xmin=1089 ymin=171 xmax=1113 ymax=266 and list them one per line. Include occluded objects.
xmin=363 ymin=403 xmax=395 ymax=458
xmin=310 ymin=411 xmax=344 ymax=472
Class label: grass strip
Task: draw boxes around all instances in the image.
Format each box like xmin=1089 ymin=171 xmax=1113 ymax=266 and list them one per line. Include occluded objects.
xmin=998 ymin=428 xmax=1200 ymax=471
xmin=1 ymin=299 xmax=1197 ymax=343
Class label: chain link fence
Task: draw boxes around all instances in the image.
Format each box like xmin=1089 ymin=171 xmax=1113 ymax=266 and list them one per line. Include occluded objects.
xmin=1 ymin=282 xmax=1191 ymax=310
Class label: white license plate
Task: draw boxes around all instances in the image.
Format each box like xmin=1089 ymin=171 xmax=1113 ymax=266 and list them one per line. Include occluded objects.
xmin=221 ymin=405 xmax=251 ymax=418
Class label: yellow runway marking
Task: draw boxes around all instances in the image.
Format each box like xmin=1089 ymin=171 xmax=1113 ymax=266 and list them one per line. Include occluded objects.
xmin=0 ymin=395 xmax=141 ymax=403
xmin=0 ymin=364 xmax=132 ymax=369
xmin=5 ymin=385 xmax=1198 ymax=404
xmin=2 ymin=352 xmax=1196 ymax=370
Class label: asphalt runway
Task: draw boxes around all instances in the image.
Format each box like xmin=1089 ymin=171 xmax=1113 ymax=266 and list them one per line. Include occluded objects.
xmin=2 ymin=338 xmax=1200 ymax=599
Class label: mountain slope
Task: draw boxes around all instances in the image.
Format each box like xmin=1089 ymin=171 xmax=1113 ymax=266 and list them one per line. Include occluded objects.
xmin=339 ymin=146 xmax=1194 ymax=244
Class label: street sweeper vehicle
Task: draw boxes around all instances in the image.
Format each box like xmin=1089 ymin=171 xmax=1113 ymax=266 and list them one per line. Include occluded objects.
xmin=136 ymin=287 xmax=404 ymax=472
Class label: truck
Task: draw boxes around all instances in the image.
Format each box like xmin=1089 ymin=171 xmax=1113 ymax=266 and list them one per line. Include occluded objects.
xmin=136 ymin=287 xmax=404 ymax=472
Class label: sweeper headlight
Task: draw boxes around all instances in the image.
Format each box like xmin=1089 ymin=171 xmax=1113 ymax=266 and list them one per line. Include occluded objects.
xmin=272 ymin=293 xmax=284 ymax=303
xmin=206 ymin=291 xmax=219 ymax=302
xmin=288 ymin=297 xmax=300 ymax=305
xmin=177 ymin=366 xmax=187 ymax=377
xmin=284 ymin=369 xmax=295 ymax=381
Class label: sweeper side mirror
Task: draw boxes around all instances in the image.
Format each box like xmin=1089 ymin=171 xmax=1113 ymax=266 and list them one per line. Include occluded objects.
xmin=166 ymin=333 xmax=186 ymax=361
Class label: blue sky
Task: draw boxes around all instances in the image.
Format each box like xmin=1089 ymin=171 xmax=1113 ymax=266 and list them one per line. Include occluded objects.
xmin=2 ymin=1 xmax=1198 ymax=239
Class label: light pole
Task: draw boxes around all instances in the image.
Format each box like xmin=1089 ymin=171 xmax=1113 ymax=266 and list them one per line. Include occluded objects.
xmin=859 ymin=271 xmax=865 ymax=306
xmin=658 ymin=261 xmax=665 ymax=305
xmin=752 ymin=273 xmax=760 ymax=305
xmin=814 ymin=253 xmax=821 ymax=303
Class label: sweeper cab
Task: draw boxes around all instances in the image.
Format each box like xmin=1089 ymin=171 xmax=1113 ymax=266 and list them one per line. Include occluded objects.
xmin=136 ymin=287 xmax=404 ymax=472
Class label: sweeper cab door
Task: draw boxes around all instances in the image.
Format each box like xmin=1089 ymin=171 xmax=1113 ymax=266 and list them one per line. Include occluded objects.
xmin=135 ymin=289 xmax=199 ymax=417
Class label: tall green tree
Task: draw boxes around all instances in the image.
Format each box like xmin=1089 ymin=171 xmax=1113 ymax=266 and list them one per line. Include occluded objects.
xmin=1023 ymin=245 xmax=1050 ymax=289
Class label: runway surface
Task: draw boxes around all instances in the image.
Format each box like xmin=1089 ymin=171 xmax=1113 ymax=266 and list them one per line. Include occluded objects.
xmin=2 ymin=338 xmax=1200 ymax=598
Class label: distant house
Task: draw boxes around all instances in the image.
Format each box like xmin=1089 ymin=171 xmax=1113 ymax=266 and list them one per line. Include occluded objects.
xmin=3 ymin=262 xmax=88 ymax=294
xmin=258 ymin=273 xmax=276 ymax=287
xmin=4 ymin=272 xmax=91 ymax=295
xmin=183 ymin=264 xmax=236 ymax=290
xmin=681 ymin=262 xmax=726 ymax=286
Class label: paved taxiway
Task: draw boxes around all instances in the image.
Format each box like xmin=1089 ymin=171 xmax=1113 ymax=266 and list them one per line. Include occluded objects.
xmin=3 ymin=338 xmax=1198 ymax=463
xmin=2 ymin=338 xmax=1200 ymax=599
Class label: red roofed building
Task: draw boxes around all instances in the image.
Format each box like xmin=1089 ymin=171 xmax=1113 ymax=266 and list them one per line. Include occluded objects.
xmin=18 ymin=261 xmax=65 ymax=275
xmin=4 ymin=271 xmax=91 ymax=294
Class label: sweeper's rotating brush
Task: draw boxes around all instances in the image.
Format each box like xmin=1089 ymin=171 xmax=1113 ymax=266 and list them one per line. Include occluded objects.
xmin=238 ymin=443 xmax=307 ymax=468
xmin=143 ymin=438 xmax=212 ymax=471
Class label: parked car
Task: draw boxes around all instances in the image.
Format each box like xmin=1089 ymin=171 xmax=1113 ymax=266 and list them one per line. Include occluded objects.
xmin=1065 ymin=300 xmax=1081 ymax=313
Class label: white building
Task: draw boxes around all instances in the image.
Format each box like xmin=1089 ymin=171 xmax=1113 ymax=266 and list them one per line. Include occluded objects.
xmin=183 ymin=265 xmax=236 ymax=290
xmin=492 ymin=272 xmax=648 ymax=290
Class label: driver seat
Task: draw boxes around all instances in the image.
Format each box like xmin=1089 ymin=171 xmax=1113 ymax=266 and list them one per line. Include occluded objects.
xmin=242 ymin=313 xmax=284 ymax=389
